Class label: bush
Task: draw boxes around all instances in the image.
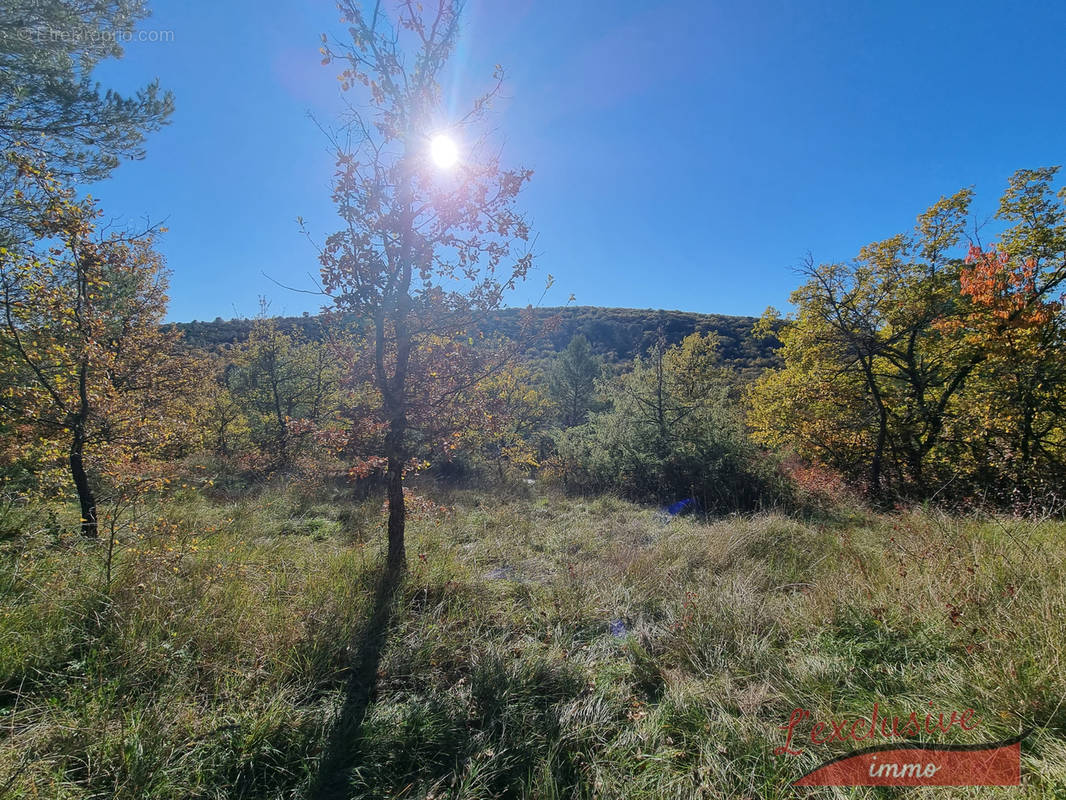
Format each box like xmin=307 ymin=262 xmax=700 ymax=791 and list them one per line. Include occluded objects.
xmin=554 ymin=334 xmax=790 ymax=512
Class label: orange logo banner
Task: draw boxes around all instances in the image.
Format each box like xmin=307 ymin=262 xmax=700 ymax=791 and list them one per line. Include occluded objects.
xmin=794 ymin=732 xmax=1028 ymax=787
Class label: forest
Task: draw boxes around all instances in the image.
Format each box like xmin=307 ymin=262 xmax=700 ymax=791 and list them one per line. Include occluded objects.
xmin=1 ymin=0 xmax=1064 ymax=798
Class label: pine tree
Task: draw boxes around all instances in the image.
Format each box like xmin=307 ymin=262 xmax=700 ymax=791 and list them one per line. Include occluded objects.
xmin=549 ymin=335 xmax=601 ymax=427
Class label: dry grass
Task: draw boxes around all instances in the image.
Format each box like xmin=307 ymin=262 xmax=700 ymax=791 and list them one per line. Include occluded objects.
xmin=0 ymin=484 xmax=1063 ymax=798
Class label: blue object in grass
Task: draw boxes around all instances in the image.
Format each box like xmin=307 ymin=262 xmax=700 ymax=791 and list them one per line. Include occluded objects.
xmin=609 ymin=619 xmax=628 ymax=637
xmin=666 ymin=497 xmax=697 ymax=516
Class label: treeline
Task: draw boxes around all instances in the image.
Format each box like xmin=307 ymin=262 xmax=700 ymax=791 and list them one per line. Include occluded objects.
xmin=5 ymin=167 xmax=1066 ymax=528
xmin=175 ymin=321 xmax=780 ymax=514
xmin=175 ymin=306 xmax=781 ymax=378
xmin=171 ymin=166 xmax=1066 ymax=512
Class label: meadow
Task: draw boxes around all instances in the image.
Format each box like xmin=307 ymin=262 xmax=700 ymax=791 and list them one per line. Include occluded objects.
xmin=1 ymin=477 xmax=1062 ymax=799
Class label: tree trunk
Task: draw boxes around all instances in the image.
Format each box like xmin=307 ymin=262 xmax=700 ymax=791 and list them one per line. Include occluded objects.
xmin=1020 ymin=391 xmax=1035 ymax=470
xmin=859 ymin=353 xmax=887 ymax=499
xmin=70 ymin=426 xmax=97 ymax=538
xmin=384 ymin=419 xmax=406 ymax=573
xmin=870 ymin=404 xmax=887 ymax=498
xmin=379 ymin=150 xmax=416 ymax=575
xmin=385 ymin=460 xmax=406 ymax=573
xmin=907 ymin=442 xmax=924 ymax=487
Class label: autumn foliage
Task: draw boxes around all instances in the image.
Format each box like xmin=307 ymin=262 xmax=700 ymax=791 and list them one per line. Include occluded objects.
xmin=959 ymin=245 xmax=1061 ymax=329
xmin=315 ymin=0 xmax=536 ymax=569
xmin=748 ymin=167 xmax=1066 ymax=503
xmin=0 ymin=158 xmax=204 ymax=535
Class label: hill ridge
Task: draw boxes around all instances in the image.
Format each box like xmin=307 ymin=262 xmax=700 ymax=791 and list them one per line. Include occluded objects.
xmin=173 ymin=305 xmax=780 ymax=376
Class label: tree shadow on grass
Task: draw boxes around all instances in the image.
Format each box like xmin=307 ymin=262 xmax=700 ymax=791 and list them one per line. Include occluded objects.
xmin=307 ymin=565 xmax=403 ymax=800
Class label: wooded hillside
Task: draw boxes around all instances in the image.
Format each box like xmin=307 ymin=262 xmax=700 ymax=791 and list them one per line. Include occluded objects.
xmin=174 ymin=306 xmax=782 ymax=377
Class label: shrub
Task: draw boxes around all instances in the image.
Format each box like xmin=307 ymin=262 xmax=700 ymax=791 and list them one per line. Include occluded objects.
xmin=554 ymin=334 xmax=789 ymax=512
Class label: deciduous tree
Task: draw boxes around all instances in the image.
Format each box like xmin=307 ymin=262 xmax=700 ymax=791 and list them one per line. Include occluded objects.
xmin=946 ymin=168 xmax=1066 ymax=491
xmin=0 ymin=158 xmax=199 ymax=536
xmin=749 ymin=168 xmax=1066 ymax=501
xmin=227 ymin=314 xmax=340 ymax=469
xmin=317 ymin=0 xmax=534 ymax=571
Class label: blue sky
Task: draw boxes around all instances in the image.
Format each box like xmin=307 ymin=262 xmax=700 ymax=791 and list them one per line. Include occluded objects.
xmin=92 ymin=0 xmax=1066 ymax=323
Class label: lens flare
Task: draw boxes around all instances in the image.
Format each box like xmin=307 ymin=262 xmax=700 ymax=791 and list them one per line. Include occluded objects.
xmin=430 ymin=134 xmax=459 ymax=168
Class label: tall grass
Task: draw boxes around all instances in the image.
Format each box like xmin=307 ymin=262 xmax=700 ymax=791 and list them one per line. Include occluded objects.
xmin=0 ymin=485 xmax=1063 ymax=798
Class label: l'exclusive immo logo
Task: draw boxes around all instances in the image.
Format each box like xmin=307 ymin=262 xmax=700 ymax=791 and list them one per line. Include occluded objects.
xmin=775 ymin=703 xmax=1027 ymax=787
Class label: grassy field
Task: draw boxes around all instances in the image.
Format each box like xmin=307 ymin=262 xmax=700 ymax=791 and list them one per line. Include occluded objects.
xmin=1 ymin=481 xmax=1064 ymax=799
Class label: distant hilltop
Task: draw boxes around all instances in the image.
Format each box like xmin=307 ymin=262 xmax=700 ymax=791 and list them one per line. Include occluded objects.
xmin=173 ymin=306 xmax=782 ymax=378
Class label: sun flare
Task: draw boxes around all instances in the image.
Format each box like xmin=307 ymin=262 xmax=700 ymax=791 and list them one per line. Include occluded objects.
xmin=430 ymin=134 xmax=459 ymax=168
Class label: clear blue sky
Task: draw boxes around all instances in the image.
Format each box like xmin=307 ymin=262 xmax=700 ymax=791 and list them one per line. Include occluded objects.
xmin=92 ymin=0 xmax=1066 ymax=323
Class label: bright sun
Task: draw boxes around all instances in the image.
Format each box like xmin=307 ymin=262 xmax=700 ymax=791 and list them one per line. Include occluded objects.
xmin=430 ymin=134 xmax=459 ymax=168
